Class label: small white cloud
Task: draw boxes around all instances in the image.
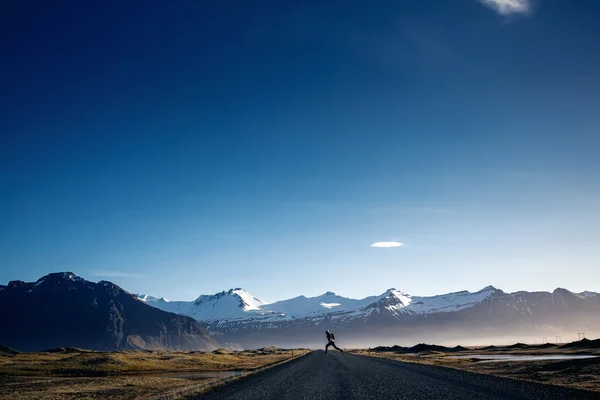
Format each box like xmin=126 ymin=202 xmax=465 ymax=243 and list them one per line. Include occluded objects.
xmin=370 ymin=242 xmax=404 ymax=248
xmin=478 ymin=0 xmax=530 ymax=15
xmin=92 ymin=271 xmax=143 ymax=278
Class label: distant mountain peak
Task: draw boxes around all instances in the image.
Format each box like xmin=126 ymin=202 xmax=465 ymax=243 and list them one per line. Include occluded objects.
xmin=37 ymin=272 xmax=83 ymax=283
xmin=379 ymin=289 xmax=412 ymax=307
xmin=322 ymin=291 xmax=336 ymax=296
xmin=480 ymin=285 xmax=497 ymax=292
xmin=136 ymin=294 xmax=169 ymax=303
xmin=189 ymin=288 xmax=265 ymax=314
xmin=384 ymin=289 xmax=411 ymax=301
xmin=24 ymin=272 xmax=89 ymax=294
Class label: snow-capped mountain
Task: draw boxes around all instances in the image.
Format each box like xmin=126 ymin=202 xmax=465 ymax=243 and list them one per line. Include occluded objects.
xmin=343 ymin=286 xmax=498 ymax=318
xmin=138 ymin=286 xmax=600 ymax=349
xmin=261 ymin=291 xmax=380 ymax=317
xmin=137 ymin=288 xmax=279 ymax=322
xmin=139 ymin=286 xmax=501 ymax=323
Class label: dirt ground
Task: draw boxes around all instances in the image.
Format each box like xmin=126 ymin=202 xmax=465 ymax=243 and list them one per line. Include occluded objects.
xmin=0 ymin=347 xmax=309 ymax=400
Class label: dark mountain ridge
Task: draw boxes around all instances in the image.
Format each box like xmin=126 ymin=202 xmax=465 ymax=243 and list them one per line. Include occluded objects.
xmin=0 ymin=272 xmax=219 ymax=352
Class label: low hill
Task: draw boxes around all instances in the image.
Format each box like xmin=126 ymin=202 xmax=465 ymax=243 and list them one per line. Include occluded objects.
xmin=559 ymin=338 xmax=600 ymax=350
xmin=372 ymin=343 xmax=468 ymax=353
xmin=372 ymin=345 xmax=409 ymax=353
xmin=506 ymin=343 xmax=531 ymax=350
xmin=0 ymin=345 xmax=20 ymax=356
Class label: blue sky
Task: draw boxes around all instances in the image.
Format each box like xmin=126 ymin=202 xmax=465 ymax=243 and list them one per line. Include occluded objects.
xmin=1 ymin=0 xmax=599 ymax=302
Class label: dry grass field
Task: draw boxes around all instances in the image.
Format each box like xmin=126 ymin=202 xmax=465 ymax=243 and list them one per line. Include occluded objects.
xmin=0 ymin=347 xmax=309 ymax=400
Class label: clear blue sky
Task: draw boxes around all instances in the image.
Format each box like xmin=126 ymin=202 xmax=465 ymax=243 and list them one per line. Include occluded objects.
xmin=1 ymin=0 xmax=599 ymax=302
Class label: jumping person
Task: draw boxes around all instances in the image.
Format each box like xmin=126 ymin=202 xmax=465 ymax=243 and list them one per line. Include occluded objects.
xmin=325 ymin=329 xmax=344 ymax=354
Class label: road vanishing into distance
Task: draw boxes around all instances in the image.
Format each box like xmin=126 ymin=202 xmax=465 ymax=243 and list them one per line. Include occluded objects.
xmin=196 ymin=351 xmax=597 ymax=400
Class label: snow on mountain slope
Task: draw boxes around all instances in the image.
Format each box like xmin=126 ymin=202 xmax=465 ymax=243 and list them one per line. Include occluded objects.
xmin=329 ymin=287 xmax=497 ymax=322
xmin=404 ymin=286 xmax=497 ymax=314
xmin=576 ymin=291 xmax=599 ymax=299
xmin=139 ymin=286 xmax=497 ymax=324
xmin=137 ymin=294 xmax=169 ymax=302
xmin=261 ymin=291 xmax=380 ymax=317
xmin=137 ymin=288 xmax=278 ymax=322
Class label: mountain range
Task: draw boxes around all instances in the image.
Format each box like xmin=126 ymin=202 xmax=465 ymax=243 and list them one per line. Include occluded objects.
xmin=138 ymin=285 xmax=600 ymax=349
xmin=2 ymin=272 xmax=599 ymax=351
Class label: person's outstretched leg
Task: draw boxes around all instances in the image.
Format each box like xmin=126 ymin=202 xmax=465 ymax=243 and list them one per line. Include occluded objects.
xmin=325 ymin=342 xmax=331 ymax=354
xmin=333 ymin=343 xmax=344 ymax=354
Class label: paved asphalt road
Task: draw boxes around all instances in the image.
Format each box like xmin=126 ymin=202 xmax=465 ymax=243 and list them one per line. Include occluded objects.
xmin=196 ymin=351 xmax=598 ymax=399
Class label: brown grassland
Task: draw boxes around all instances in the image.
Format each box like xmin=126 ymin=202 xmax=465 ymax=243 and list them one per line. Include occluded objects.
xmin=3 ymin=342 xmax=599 ymax=398
xmin=0 ymin=347 xmax=309 ymax=400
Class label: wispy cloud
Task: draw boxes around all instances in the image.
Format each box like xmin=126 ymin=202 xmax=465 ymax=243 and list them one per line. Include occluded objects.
xmin=478 ymin=0 xmax=531 ymax=16
xmin=370 ymin=242 xmax=404 ymax=248
xmin=92 ymin=271 xmax=143 ymax=278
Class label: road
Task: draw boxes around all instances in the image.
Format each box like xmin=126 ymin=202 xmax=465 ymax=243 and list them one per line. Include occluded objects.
xmin=196 ymin=350 xmax=597 ymax=399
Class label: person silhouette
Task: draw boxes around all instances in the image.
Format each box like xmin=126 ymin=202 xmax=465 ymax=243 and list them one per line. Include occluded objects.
xmin=325 ymin=329 xmax=344 ymax=354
